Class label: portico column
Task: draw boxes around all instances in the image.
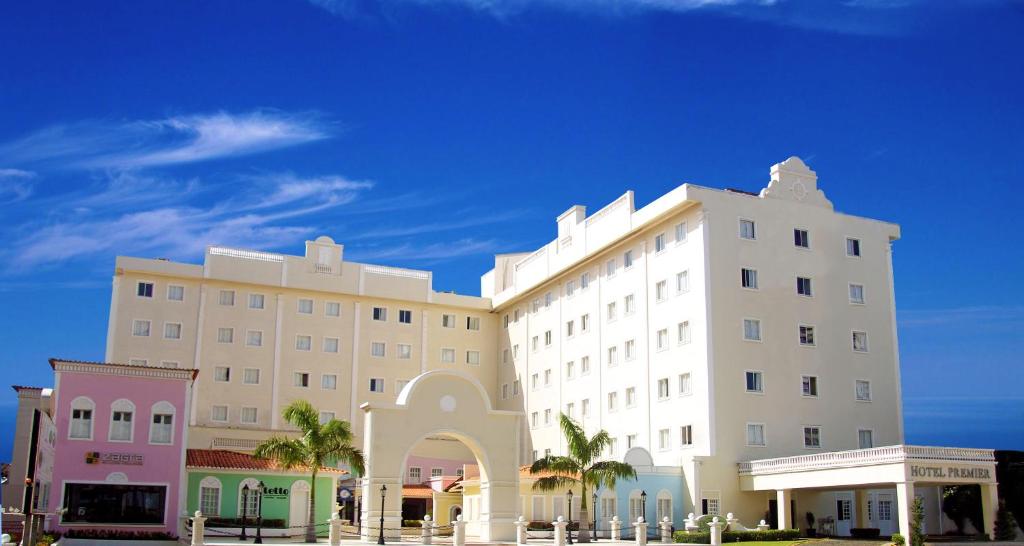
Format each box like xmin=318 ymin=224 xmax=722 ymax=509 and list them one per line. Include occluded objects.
xmin=895 ymin=482 xmax=915 ymax=541
xmin=980 ymin=483 xmax=999 ymax=539
xmin=776 ymin=490 xmax=792 ymax=530
xmin=854 ymin=490 xmax=869 ymax=528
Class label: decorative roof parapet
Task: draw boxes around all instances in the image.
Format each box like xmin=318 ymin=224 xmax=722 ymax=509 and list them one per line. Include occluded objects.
xmin=49 ymin=358 xmax=199 ymax=381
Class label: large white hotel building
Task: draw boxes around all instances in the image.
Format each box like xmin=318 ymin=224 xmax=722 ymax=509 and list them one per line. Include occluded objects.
xmin=97 ymin=157 xmax=999 ymax=539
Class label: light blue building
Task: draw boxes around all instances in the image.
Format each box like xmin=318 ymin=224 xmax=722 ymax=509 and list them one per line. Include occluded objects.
xmin=592 ymin=448 xmax=688 ymax=537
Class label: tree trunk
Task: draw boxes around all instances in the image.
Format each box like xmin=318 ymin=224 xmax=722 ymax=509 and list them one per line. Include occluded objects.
xmin=307 ymin=469 xmax=318 ymax=543
xmin=578 ymin=484 xmax=591 ymax=543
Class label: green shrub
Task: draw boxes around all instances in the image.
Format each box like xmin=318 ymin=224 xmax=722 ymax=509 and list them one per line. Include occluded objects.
xmin=892 ymin=532 xmax=906 ymax=546
xmin=674 ymin=529 xmax=800 ymax=543
xmin=695 ymin=515 xmax=719 ymax=532
xmin=994 ymin=506 xmax=1019 ymax=541
xmin=911 ymin=497 xmax=926 ymax=546
xmin=674 ymin=531 xmax=710 ymax=543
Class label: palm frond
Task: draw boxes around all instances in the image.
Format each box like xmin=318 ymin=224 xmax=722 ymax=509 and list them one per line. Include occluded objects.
xmin=558 ymin=413 xmax=590 ymax=463
xmin=334 ymin=445 xmax=365 ymax=477
xmin=585 ymin=430 xmax=612 ymax=462
xmin=253 ymin=436 xmax=307 ymax=469
xmin=588 ymin=460 xmax=637 ymax=489
xmin=282 ymin=400 xmax=321 ymax=435
xmin=532 ymin=475 xmax=579 ymax=492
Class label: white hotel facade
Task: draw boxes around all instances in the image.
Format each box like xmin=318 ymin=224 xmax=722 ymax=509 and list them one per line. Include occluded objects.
xmin=100 ymin=157 xmax=1000 ymax=540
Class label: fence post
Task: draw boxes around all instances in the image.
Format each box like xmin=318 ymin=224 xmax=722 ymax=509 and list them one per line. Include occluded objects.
xmin=633 ymin=518 xmax=647 ymax=546
xmin=329 ymin=511 xmax=342 ymax=546
xmin=708 ymin=516 xmax=724 ymax=546
xmin=422 ymin=515 xmax=434 ymax=545
xmin=515 ymin=515 xmax=528 ymax=545
xmin=553 ymin=516 xmax=568 ymax=546
xmin=190 ymin=510 xmax=206 ymax=546
xmin=610 ymin=516 xmax=621 ymax=541
xmin=453 ymin=514 xmax=466 ymax=546
xmin=683 ymin=513 xmax=697 ymax=533
xmin=660 ymin=517 xmax=673 ymax=543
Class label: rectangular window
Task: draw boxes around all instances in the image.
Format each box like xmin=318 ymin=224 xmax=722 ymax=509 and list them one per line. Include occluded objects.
xmin=246 ymin=330 xmax=263 ymax=347
xmin=371 ymin=342 xmax=386 ymax=357
xmin=249 ymin=293 xmax=265 ymax=310
xmin=243 ymin=368 xmax=260 ymax=385
xmin=544 ymin=369 xmax=552 ymax=386
xmin=623 ymin=250 xmax=634 ymax=268
xmin=323 ymin=337 xmax=339 ymax=353
xmin=803 ymin=426 xmax=822 ymax=448
xmin=200 ymin=483 xmax=220 ymax=517
xmin=322 ymin=374 xmax=338 ymax=390
xmin=397 ymin=343 xmax=412 ymax=359
xmin=129 ymin=358 xmax=147 ymax=366
xmin=502 ymin=384 xmax=509 ymax=400
xmin=214 ymin=366 xmax=230 ymax=382
xmin=163 ymin=322 xmax=182 ymax=340
xmin=531 ymin=299 xmax=540 ymax=313
xmin=624 ymin=294 xmax=635 ymax=314
xmin=531 ymin=412 xmax=539 ymax=428
xmin=544 ymin=409 xmax=552 ymax=425
xmin=675 ymin=222 xmax=687 ymax=243
xmin=656 ymin=280 xmax=667 ymax=301
xmin=545 ymin=330 xmax=552 ymax=346
xmin=856 ymin=380 xmax=872 ymax=401
xmin=625 ymin=339 xmax=636 ymax=360
xmin=319 ymin=411 xmax=335 ymax=424
xmin=372 ymin=307 xmax=387 ymax=321
xmin=62 ymin=483 xmax=168 ymax=525
xmin=580 ymin=272 xmax=591 ymax=290
xmin=219 ymin=290 xmax=235 ymax=306
xmin=240 ymin=407 xmax=258 ymax=425
xmin=566 ymin=361 xmax=575 ymax=379
xmin=160 ymin=361 xmax=177 ymax=368
xmin=676 ymin=270 xmax=689 ymax=293
xmin=656 ymin=329 xmax=668 ymax=351
xmin=608 ymin=438 xmax=618 ymax=457
xmin=466 ymin=350 xmax=480 ymax=365
xmin=442 ymin=314 xmax=456 ymax=328
xmin=607 ymin=392 xmax=618 ymax=412
xmin=658 ymin=428 xmax=670 ymax=450
xmin=513 ymin=379 xmax=521 ymax=395
xmin=799 ymin=325 xmax=816 ymax=346
xmin=858 ymin=429 xmax=874 ymax=449
xmin=566 ymin=320 xmax=575 ymax=337
xmin=658 ymin=378 xmax=670 ymax=399
xmin=797 ymin=276 xmax=813 ymax=297
xmin=70 ymin=408 xmax=93 ymax=439
xmin=325 ymin=301 xmax=340 ymax=317
xmin=167 ymin=285 xmax=184 ymax=301
xmin=298 ymin=298 xmax=313 ymax=314
xmin=109 ymin=410 xmax=133 ymax=441
xmin=566 ymin=280 xmax=576 ymax=297
xmin=295 ymin=335 xmax=312 ymax=351
xmin=399 ymin=309 xmax=413 ymax=324
xmin=847 ymin=237 xmax=861 ymax=257
xmin=502 ymin=348 xmax=510 ymax=364
xmin=626 ymin=434 xmax=637 ymax=448
xmin=531 ymin=373 xmax=539 ymax=390
xmin=745 ymin=371 xmax=764 ymax=393
xmin=514 ymin=309 xmax=521 ymax=322
xmin=606 ymin=259 xmax=616 ymax=277
xmin=607 ymin=302 xmax=617 ymax=321
xmin=431 ymin=468 xmax=443 ymax=478
xmin=746 ymin=423 xmax=766 ymax=446
xmin=625 ymin=387 xmax=636 ymax=407
xmin=655 ymin=233 xmax=666 ymax=253
xmin=679 ymin=373 xmax=692 ymax=395
xmin=545 ymin=292 xmax=553 ymax=308
xmin=217 ymin=327 xmax=233 ymax=343
xmin=853 ymin=331 xmax=869 ymax=352
xmin=211 ymin=405 xmax=228 ymax=422
xmin=678 ymin=321 xmax=691 ymax=344
xmin=743 ymin=319 xmax=762 ymax=341
xmin=132 ymin=320 xmax=151 ymax=337
xmin=740 ymin=219 xmax=756 ymax=240
xmin=607 ymin=346 xmax=618 ymax=366
xmin=741 ymin=268 xmax=758 ymax=289
xmin=794 ymin=228 xmax=810 ymax=248
xmin=150 ymin=413 xmax=173 ymax=444
xmin=566 ymin=402 xmax=575 ymax=419
xmin=408 ymin=467 xmax=421 ymax=482
xmin=802 ymin=375 xmax=818 ymax=397
xmin=503 ymin=314 xmax=509 ymax=328
xmin=467 ymin=316 xmax=481 ymax=330
xmin=849 ymin=283 xmax=865 ymax=304
xmin=532 ymin=336 xmax=539 ymax=352
xmin=581 ymin=313 xmax=590 ymax=332
xmin=396 ymin=380 xmax=409 ymax=393
xmin=680 ymin=425 xmax=693 ymax=446
xmin=369 ymin=378 xmax=385 ymax=393
xmin=581 ymin=356 xmax=590 ymax=375
xmin=137 ymin=281 xmax=154 ymax=298
xmin=441 ymin=348 xmax=456 ymax=363
xmin=581 ymin=399 xmax=590 ymax=418
xmin=294 ymin=372 xmax=310 ymax=388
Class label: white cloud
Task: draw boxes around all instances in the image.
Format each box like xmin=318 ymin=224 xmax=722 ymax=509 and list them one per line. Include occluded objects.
xmin=0 ymin=111 xmax=329 ymax=170
xmin=312 ymin=0 xmax=774 ymax=17
xmin=0 ymin=168 xmax=36 ymax=203
xmin=348 ymin=238 xmax=503 ymax=263
xmin=898 ymin=305 xmax=1024 ymax=328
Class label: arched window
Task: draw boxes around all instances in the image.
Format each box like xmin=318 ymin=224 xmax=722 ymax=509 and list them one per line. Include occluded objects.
xmin=238 ymin=478 xmax=261 ymax=518
xmin=149 ymin=401 xmax=176 ymax=445
xmin=656 ymin=490 xmax=673 ymax=523
xmin=199 ymin=476 xmax=222 ymax=516
xmin=69 ymin=397 xmax=95 ymax=440
xmin=108 ymin=399 xmax=136 ymax=442
xmin=599 ymin=490 xmax=617 ymax=524
xmin=628 ymin=489 xmax=644 ymax=522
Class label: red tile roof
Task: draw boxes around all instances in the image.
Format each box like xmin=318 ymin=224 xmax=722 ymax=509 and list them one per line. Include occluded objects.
xmin=186 ymin=449 xmax=348 ymax=475
xmin=11 ymin=385 xmax=45 ymax=392
xmin=402 ymin=484 xmax=434 ymax=499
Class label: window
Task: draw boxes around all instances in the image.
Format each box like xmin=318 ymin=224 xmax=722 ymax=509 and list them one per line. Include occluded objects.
xmin=746 ymin=423 xmax=766 ymax=446
xmin=514 ymin=309 xmax=521 ymax=322
xmin=298 ymin=298 xmax=314 ymax=314
xmin=323 ymin=337 xmax=339 ymax=353
xmin=607 ymin=302 xmax=617 ymax=321
xmin=243 ymin=368 xmax=260 ymax=385
xmin=702 ymin=495 xmax=721 ymax=516
xmin=858 ymin=429 xmax=874 ymax=449
xmin=531 ymin=373 xmax=539 ymax=390
xmin=503 ymin=348 xmax=511 ymax=364
xmin=566 ymin=361 xmax=575 ymax=379
xmin=659 ymin=428 xmax=670 ymax=450
xmin=369 ymin=378 xmax=385 ymax=393
xmin=544 ymin=409 xmax=552 ymax=426
xmin=625 ymin=339 xmax=636 ymax=360
xmin=167 ymin=285 xmax=184 ymax=301
xmin=628 ymin=495 xmax=643 ymax=522
xmin=656 ymin=329 xmax=668 ymax=351
xmin=740 ymin=219 xmax=756 ymax=240
xmin=397 ymin=343 xmax=412 ymax=359
xmin=396 ymin=379 xmax=410 ymax=393
xmin=408 ymin=467 xmax=422 ymax=482
xmin=566 ymin=320 xmax=575 ymax=337
xmin=441 ymin=348 xmax=456 ymax=363
xmin=543 ymin=330 xmax=551 ymax=346
xmin=655 ymin=233 xmax=667 ymax=253
xmin=849 ymin=284 xmax=865 ymax=304
xmin=531 ymin=412 xmax=539 ymax=428
xmin=466 ymin=350 xmax=480 ymax=365
xmin=657 ymin=495 xmax=672 ymax=523
xmin=566 ymin=402 xmax=575 ymax=419
xmin=794 ymin=228 xmax=810 ymax=248
xmin=607 ymin=392 xmax=618 ymax=412
xmin=656 ymin=280 xmax=667 ymax=301
xmin=249 ymin=294 xmax=265 ymax=309
xmin=545 ymin=292 xmax=553 ymax=308
xmin=581 ymin=272 xmax=591 ymax=290
xmin=467 ymin=316 xmax=480 ymax=330
xmin=163 ymin=322 xmax=182 ymax=340
xmin=531 ymin=299 xmax=540 ymax=313
xmin=581 ymin=313 xmax=590 ymax=332
xmin=294 ymin=372 xmax=310 ymax=388
xmin=217 ymin=327 xmax=233 ymax=343
xmin=319 ymin=411 xmax=335 ymax=424
xmin=581 ymin=398 xmax=590 ymax=418
xmin=624 ymin=294 xmax=635 ymax=314
xmin=325 ymin=301 xmax=340 ymax=317
xmin=799 ymin=325 xmax=816 ymax=346
xmin=399 ymin=309 xmax=413 ymax=324
xmin=149 ymin=405 xmax=174 ymax=444
xmin=625 ymin=387 xmax=636 ymax=407
xmin=607 ymin=346 xmax=618 ymax=366
xmin=219 ymin=290 xmax=235 ymax=306
xmin=322 ymin=374 xmax=338 ymax=390
xmin=847 ymin=237 xmax=861 ymax=257
xmin=627 ymin=434 xmax=637 ymax=448
xmin=501 ymin=384 xmax=509 ymax=400
xmin=856 ymin=380 xmax=872 ymax=401
xmin=295 ymin=335 xmax=312 ymax=351
xmin=531 ymin=336 xmax=539 ymax=352
xmin=371 ymin=342 xmax=386 ymax=357
xmin=797 ymin=276 xmax=813 ymax=297
xmin=678 ymin=321 xmax=691 ymax=344
xmin=678 ymin=373 xmax=692 ymax=396
xmin=544 ymin=369 xmax=552 ymax=386
xmin=743 ymin=319 xmax=762 ymax=341
xmin=802 ymin=375 xmax=818 ymax=397
xmin=803 ymin=426 xmax=822 ymax=448
xmin=442 ymin=314 xmax=456 ymax=328
xmin=200 ymin=478 xmax=222 ymax=517
xmin=240 ymin=407 xmax=258 ymax=425
xmin=132 ymin=319 xmax=151 ymax=337
xmin=160 ymin=361 xmax=178 ymax=368
xmin=853 ymin=331 xmax=869 ymax=352
xmin=676 ymin=270 xmax=689 ymax=293
xmin=741 ymin=268 xmax=758 ymax=289
xmin=372 ymin=307 xmax=387 ymax=321
xmin=623 ymin=250 xmax=634 ymax=268
xmin=129 ymin=358 xmax=147 ymax=366
xmin=69 ymin=398 xmax=94 ymax=439
xmin=137 ymin=281 xmax=154 ymax=298
xmin=680 ymin=425 xmax=693 ymax=446
xmin=606 ymin=259 xmax=616 ymax=277
xmin=658 ymin=378 xmax=670 ymax=399
xmin=675 ymin=222 xmax=687 ymax=243
xmin=211 ymin=405 xmax=228 ymax=422
xmin=246 ymin=330 xmax=263 ymax=347
xmin=581 ymin=356 xmax=590 ymax=375
xmin=513 ymin=379 xmax=521 ymax=395
xmin=745 ymin=371 xmax=764 ymax=393
xmin=214 ymin=366 xmax=230 ymax=382
xmin=566 ymin=280 xmax=576 ymax=297
xmin=431 ymin=468 xmax=444 ymax=478
xmin=503 ymin=314 xmax=509 ymax=328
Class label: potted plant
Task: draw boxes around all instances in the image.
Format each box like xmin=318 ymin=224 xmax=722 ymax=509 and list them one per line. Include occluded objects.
xmin=805 ymin=512 xmax=817 ymax=537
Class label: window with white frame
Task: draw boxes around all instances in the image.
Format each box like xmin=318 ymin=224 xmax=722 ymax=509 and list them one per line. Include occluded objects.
xmin=503 ymin=348 xmax=511 ymax=364
xmin=442 ymin=314 xmax=456 ymax=328
xmin=802 ymin=375 xmax=818 ymax=397
xmin=249 ymin=293 xmax=265 ymax=309
xmin=441 ymin=348 xmax=456 ymax=363
xmin=678 ymin=321 xmax=691 ymax=344
xmin=794 ymin=228 xmax=810 ymax=248
xmin=679 ymin=373 xmax=692 ymax=395
xmin=746 ymin=423 xmax=766 ymax=446
xmin=858 ymin=429 xmax=874 ymax=449
xmin=657 ymin=378 xmax=670 ymax=399
xmin=544 ymin=369 xmax=552 ymax=386
xmin=531 ymin=299 xmax=540 ymax=313
xmin=200 ymin=477 xmax=222 ymax=516
xmin=217 ymin=327 xmax=233 ymax=343
xmin=625 ymin=387 xmax=636 ymax=407
xmin=606 ymin=259 xmax=616 ymax=277
xmin=797 ymin=276 xmax=813 ymax=297
xmin=69 ymin=397 xmax=94 ymax=439
xmin=629 ymin=494 xmax=643 ymax=521
xmin=243 ymin=368 xmax=260 ymax=385
xmin=322 ymin=374 xmax=338 ymax=390
xmin=407 ymin=467 xmax=422 ymax=482
xmin=581 ymin=356 xmax=590 ymax=375
xmin=397 ymin=343 xmax=412 ymax=359
xmin=656 ymin=280 xmax=667 ymax=301
xmin=137 ymin=281 xmax=154 ymax=298
xmin=581 ymin=398 xmax=590 ymax=417
xmin=325 ymin=301 xmax=340 ymax=317
xmin=608 ymin=438 xmax=618 ymax=457
xmin=856 ymin=380 xmax=872 ymax=401
xmin=676 ymin=270 xmax=689 ymax=293
xmin=129 ymin=358 xmax=147 ymax=366
xmin=167 ymin=285 xmax=184 ymax=301
xmin=149 ymin=402 xmax=174 ymax=444
xmin=624 ymin=294 xmax=635 ymax=314
xmin=371 ymin=342 xmax=386 ymax=357
xmin=658 ymin=429 xmax=670 ymax=450
xmin=501 ymin=384 xmax=509 ymax=400
xmin=607 ymin=392 xmax=618 ymax=412
xmin=566 ymin=360 xmax=575 ymax=379
xmin=531 ymin=373 xmax=539 ymax=390
xmin=211 ymin=405 xmax=228 ymax=422
xmin=607 ymin=346 xmax=618 ymax=366
xmin=160 ymin=361 xmax=178 ymax=368
xmin=294 ymin=372 xmax=310 ymax=388
xmin=544 ymin=409 xmax=552 ymax=426
xmin=514 ymin=309 xmax=521 ymax=322
xmin=246 ymin=330 xmax=263 ymax=347
xmin=132 ymin=319 xmax=151 ymax=337
xmin=466 ymin=350 xmax=480 ymax=365
xmin=369 ymin=378 xmax=385 ymax=393
xmin=743 ymin=318 xmax=762 ymax=341
xmin=566 ymin=320 xmax=575 ymax=337
xmin=296 ymin=335 xmax=312 ymax=351
xmin=545 ymin=292 xmax=553 ymax=307
xmin=219 ymin=290 xmax=235 ymax=306
xmin=319 ymin=411 xmax=335 ymax=424
xmin=799 ymin=325 xmax=816 ymax=346
xmin=323 ymin=337 xmax=339 ymax=353
xmin=513 ymin=379 xmax=520 ymax=395
xmin=607 ymin=301 xmax=617 ymax=321
xmin=625 ymin=339 xmax=636 ymax=360
xmin=627 ymin=434 xmax=637 ymax=448
xmin=431 ymin=468 xmax=444 ymax=478
xmin=532 ymin=336 xmax=539 ymax=352
xmin=396 ymin=379 xmax=410 ymax=393
xmin=581 ymin=272 xmax=590 ymax=290
xmin=109 ymin=400 xmax=134 ymax=441
xmin=240 ymin=407 xmax=258 ymax=425
xmin=467 ymin=316 xmax=480 ymax=330
xmin=853 ymin=331 xmax=869 ymax=352
xmin=214 ymin=366 xmax=230 ymax=382
xmin=702 ymin=494 xmax=721 ymax=516
xmin=372 ymin=307 xmax=387 ymax=321
xmin=655 ymin=233 xmax=666 ymax=253
xmin=503 ymin=314 xmax=509 ymax=329
xmin=656 ymin=328 xmax=668 ymax=351
xmin=581 ymin=313 xmax=590 ymax=332
xmin=531 ymin=412 xmax=539 ymax=428
xmin=298 ymin=298 xmax=313 ymax=314
xmin=740 ymin=219 xmax=756 ymax=240
xmin=745 ymin=371 xmax=764 ymax=393
xmin=566 ymin=401 xmax=575 ymax=419
xmin=657 ymin=494 xmax=672 ymax=522
xmin=566 ymin=280 xmax=576 ymax=297
xmin=680 ymin=425 xmax=693 ymax=446
xmin=624 ymin=250 xmax=634 ymax=268
xmin=545 ymin=330 xmax=552 ymax=346
xmin=675 ymin=221 xmax=687 ymax=243
xmin=741 ymin=268 xmax=758 ymax=289
xmin=849 ymin=283 xmax=865 ymax=304
xmin=399 ymin=309 xmax=413 ymax=324
xmin=803 ymin=426 xmax=822 ymax=448
xmin=846 ymin=237 xmax=861 ymax=257
xmin=163 ymin=322 xmax=182 ymax=340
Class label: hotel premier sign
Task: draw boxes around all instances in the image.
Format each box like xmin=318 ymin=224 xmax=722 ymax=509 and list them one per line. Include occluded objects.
xmin=84 ymin=451 xmax=145 ymax=465
xmin=909 ymin=464 xmax=993 ymax=482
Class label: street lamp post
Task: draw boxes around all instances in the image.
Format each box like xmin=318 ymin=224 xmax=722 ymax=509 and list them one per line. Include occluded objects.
xmin=640 ymin=491 xmax=647 ymax=538
xmin=378 ymin=484 xmax=387 ymax=545
xmin=239 ymin=484 xmax=249 ymax=540
xmin=254 ymin=481 xmax=265 ymax=544
xmin=592 ymin=492 xmax=598 ymax=542
xmin=567 ymin=489 xmax=574 ymax=545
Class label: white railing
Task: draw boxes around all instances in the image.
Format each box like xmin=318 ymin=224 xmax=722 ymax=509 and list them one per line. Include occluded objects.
xmin=738 ymin=445 xmax=994 ymax=475
xmin=363 ymin=264 xmax=429 ymax=280
xmin=515 ymin=246 xmax=548 ymax=271
xmin=314 ymin=263 xmax=335 ymax=274
xmin=209 ymin=246 xmax=284 ymax=263
xmin=584 ymin=193 xmax=630 ymax=227
xmin=211 ymin=437 xmax=262 ymax=451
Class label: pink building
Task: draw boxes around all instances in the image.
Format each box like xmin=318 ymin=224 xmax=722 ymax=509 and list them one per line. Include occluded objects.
xmin=47 ymin=359 xmax=195 ymax=536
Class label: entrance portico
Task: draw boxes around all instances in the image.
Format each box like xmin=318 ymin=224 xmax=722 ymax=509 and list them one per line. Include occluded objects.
xmin=739 ymin=445 xmax=997 ymax=539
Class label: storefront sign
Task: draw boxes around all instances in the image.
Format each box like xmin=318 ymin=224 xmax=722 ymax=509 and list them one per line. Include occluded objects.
xmin=910 ymin=465 xmax=991 ymax=480
xmin=262 ymin=486 xmax=289 ymax=499
xmin=84 ymin=451 xmax=145 ymax=465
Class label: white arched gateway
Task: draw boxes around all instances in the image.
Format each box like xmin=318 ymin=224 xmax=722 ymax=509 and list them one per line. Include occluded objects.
xmin=359 ymin=370 xmax=522 ymax=542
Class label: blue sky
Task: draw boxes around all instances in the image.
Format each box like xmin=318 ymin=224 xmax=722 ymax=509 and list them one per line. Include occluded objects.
xmin=1 ymin=0 xmax=1022 ymax=460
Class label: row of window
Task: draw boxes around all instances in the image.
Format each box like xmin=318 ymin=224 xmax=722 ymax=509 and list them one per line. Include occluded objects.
xmin=743 ymin=371 xmax=874 ymax=401
xmin=744 ymin=424 xmax=876 ymax=450
xmin=527 ymin=374 xmax=694 ymax=425
xmin=68 ymin=397 xmax=176 ymax=445
xmin=209 ymin=366 xmax=414 ymax=394
xmin=406 ymin=467 xmax=462 ymax=482
xmin=738 ymin=220 xmax=864 ymax=259
xmin=742 ymin=319 xmax=870 ymax=351
xmin=739 ymin=268 xmax=867 ymax=304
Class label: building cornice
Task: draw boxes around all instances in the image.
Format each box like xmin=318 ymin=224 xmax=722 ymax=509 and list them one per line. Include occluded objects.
xmin=49 ymin=358 xmax=198 ymax=381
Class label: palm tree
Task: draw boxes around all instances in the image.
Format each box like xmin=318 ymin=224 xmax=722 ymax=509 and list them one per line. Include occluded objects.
xmin=254 ymin=400 xmax=365 ymax=543
xmin=530 ymin=413 xmax=637 ymax=543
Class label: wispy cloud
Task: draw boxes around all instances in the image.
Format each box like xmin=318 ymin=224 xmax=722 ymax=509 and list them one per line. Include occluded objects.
xmin=898 ymin=305 xmax=1024 ymax=328
xmin=348 ymin=238 xmax=503 ymax=263
xmin=0 ymin=168 xmax=36 ymax=203
xmin=346 ymin=208 xmax=527 ymax=240
xmin=0 ymin=111 xmax=329 ymax=170
xmin=311 ymin=0 xmax=777 ymax=19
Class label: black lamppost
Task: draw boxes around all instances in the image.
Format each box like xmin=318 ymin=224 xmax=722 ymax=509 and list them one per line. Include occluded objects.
xmin=239 ymin=484 xmax=250 ymax=540
xmin=377 ymin=484 xmax=387 ymax=545
xmin=254 ymin=481 xmax=265 ymax=544
xmin=592 ymin=492 xmax=599 ymax=542
xmin=356 ymin=493 xmax=362 ymax=534
xmin=640 ymin=490 xmax=647 ymax=527
xmin=567 ymin=489 xmax=574 ymax=545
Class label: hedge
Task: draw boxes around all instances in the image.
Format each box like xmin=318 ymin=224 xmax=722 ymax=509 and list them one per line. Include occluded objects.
xmin=674 ymin=529 xmax=802 ymax=543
